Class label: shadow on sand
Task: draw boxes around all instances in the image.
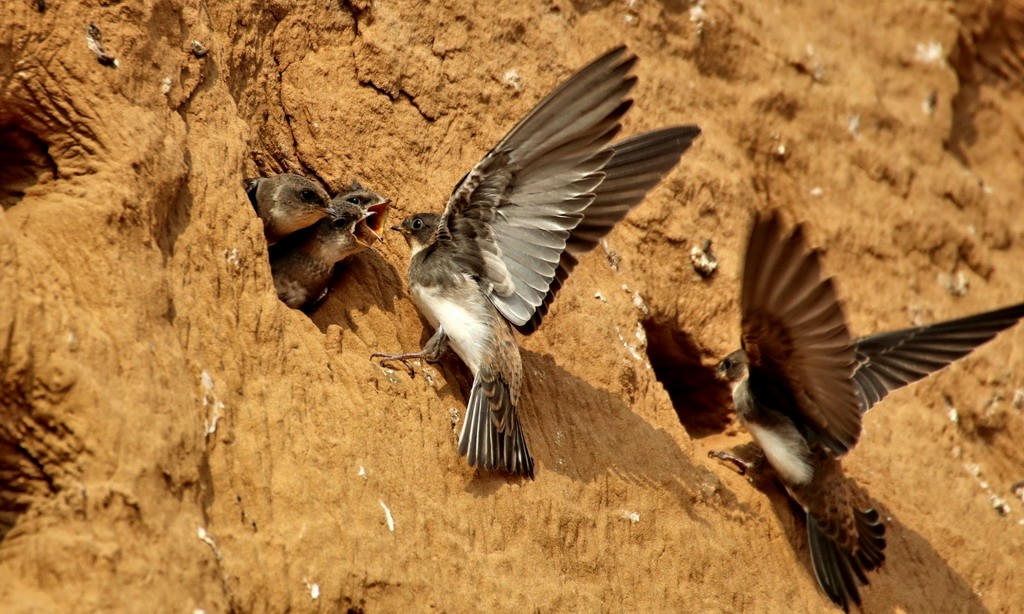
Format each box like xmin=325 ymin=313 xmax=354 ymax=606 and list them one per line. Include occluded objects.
xmin=426 ymin=346 xmax=748 ymax=523
xmin=308 ymin=250 xmax=405 ymax=334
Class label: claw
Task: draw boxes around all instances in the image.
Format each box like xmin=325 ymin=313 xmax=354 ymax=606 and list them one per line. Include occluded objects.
xmin=708 ymin=449 xmax=752 ymax=476
xmin=370 ymin=352 xmax=418 ymax=378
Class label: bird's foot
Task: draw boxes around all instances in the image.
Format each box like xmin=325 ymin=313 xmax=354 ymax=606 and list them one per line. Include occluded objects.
xmin=708 ymin=446 xmax=765 ymax=476
xmin=370 ymin=351 xmax=422 ymax=378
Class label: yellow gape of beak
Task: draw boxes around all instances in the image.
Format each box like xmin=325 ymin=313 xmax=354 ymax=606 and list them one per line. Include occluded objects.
xmin=354 ymin=209 xmax=379 ymax=249
xmin=362 ymin=200 xmax=390 ymax=242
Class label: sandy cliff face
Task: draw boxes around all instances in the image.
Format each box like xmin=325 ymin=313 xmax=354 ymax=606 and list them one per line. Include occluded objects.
xmin=2 ymin=0 xmax=1022 ymax=611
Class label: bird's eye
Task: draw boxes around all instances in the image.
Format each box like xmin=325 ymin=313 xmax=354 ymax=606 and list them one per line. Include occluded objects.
xmin=722 ymin=359 xmax=733 ymax=370
xmin=299 ymin=188 xmax=320 ymax=204
xmin=346 ymin=196 xmax=361 ymax=205
xmin=412 ymin=218 xmax=423 ymax=230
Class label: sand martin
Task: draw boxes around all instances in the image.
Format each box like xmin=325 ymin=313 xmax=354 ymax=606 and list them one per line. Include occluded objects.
xmin=371 ymin=46 xmax=701 ymax=478
xmin=270 ymin=184 xmax=389 ymax=309
xmin=245 ymin=173 xmax=332 ymax=245
xmin=713 ymin=210 xmax=1024 ymax=610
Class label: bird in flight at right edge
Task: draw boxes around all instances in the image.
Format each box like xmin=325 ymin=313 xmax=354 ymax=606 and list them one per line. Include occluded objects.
xmin=713 ymin=209 xmax=1024 ymax=611
xmin=373 ymin=46 xmax=701 ymax=478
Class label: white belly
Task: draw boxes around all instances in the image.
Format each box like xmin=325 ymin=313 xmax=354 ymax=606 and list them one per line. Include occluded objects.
xmin=411 ymin=279 xmax=493 ymax=374
xmin=745 ymin=420 xmax=814 ymax=485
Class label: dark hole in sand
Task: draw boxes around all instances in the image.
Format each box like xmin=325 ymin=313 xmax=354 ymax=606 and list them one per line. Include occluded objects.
xmin=0 ymin=124 xmax=57 ymax=210
xmin=642 ymin=316 xmax=734 ymax=439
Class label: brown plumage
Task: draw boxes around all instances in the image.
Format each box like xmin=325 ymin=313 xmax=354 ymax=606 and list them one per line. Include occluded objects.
xmin=244 ymin=173 xmax=332 ymax=245
xmin=717 ymin=210 xmax=1024 ymax=609
xmin=716 ymin=210 xmax=882 ymax=611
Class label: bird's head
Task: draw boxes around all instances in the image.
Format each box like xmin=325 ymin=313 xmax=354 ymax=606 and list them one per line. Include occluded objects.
xmin=716 ymin=349 xmax=749 ymax=385
xmin=248 ymin=173 xmax=331 ymax=241
xmin=316 ymin=202 xmax=375 ymax=261
xmin=393 ymin=213 xmax=441 ymax=256
xmin=331 ymin=181 xmax=390 ymax=246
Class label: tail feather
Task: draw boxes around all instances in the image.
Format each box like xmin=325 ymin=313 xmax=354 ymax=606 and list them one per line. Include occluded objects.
xmin=808 ymin=516 xmax=861 ymax=612
xmin=807 ymin=508 xmax=886 ymax=612
xmin=853 ymin=507 xmax=887 ymax=572
xmin=457 ymin=372 xmax=534 ymax=478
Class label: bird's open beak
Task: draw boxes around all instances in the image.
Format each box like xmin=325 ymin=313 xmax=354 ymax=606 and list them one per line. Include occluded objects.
xmin=352 ymin=211 xmax=372 ymax=249
xmin=354 ymin=202 xmax=389 ymax=249
xmin=360 ymin=200 xmax=390 ymax=242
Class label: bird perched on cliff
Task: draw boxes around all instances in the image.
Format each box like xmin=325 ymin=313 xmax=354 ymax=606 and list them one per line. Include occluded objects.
xmin=271 ymin=183 xmax=389 ymax=309
xmin=713 ymin=209 xmax=1024 ymax=611
xmin=245 ymin=173 xmax=332 ymax=245
xmin=371 ymin=45 xmax=701 ymax=478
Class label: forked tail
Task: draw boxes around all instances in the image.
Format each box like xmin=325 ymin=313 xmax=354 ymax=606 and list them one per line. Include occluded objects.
xmin=457 ymin=370 xmax=534 ymax=478
xmin=807 ymin=507 xmax=886 ymax=612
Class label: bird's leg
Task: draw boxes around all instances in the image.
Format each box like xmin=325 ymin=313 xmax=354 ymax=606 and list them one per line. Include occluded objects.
xmin=708 ymin=444 xmax=766 ymax=476
xmin=418 ymin=328 xmax=449 ymax=363
xmin=371 ymin=328 xmax=449 ymax=378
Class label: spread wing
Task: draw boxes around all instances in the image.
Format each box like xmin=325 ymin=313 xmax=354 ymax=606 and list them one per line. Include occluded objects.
xmin=853 ymin=302 xmax=1024 ymax=412
xmin=516 ymin=125 xmax=702 ymax=334
xmin=437 ymin=46 xmax=638 ymax=326
xmin=740 ymin=210 xmax=861 ymax=456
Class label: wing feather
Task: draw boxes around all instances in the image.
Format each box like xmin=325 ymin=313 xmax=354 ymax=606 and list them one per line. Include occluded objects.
xmin=434 ymin=49 xmax=700 ymax=333
xmin=436 ymin=46 xmax=640 ymax=326
xmin=516 ymin=125 xmax=701 ymax=334
xmin=853 ymin=302 xmax=1024 ymax=411
xmin=740 ymin=210 xmax=862 ymax=456
xmin=493 ymin=50 xmax=637 ymax=160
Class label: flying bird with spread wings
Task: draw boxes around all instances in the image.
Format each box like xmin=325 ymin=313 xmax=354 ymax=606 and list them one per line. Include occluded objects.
xmin=714 ymin=209 xmax=1024 ymax=611
xmin=372 ymin=46 xmax=701 ymax=478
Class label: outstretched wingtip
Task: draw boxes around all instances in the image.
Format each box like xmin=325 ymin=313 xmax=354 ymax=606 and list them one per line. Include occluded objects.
xmin=601 ymin=43 xmax=636 ymax=64
xmin=853 ymin=299 xmax=1024 ymax=412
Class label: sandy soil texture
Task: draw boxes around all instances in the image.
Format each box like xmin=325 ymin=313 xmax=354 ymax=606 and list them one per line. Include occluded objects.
xmin=2 ymin=0 xmax=1023 ymax=611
